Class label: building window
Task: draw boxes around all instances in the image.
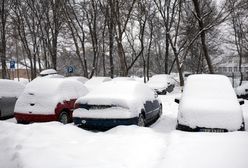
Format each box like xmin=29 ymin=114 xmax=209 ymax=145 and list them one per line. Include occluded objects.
xmin=228 ymin=67 xmax=232 ymax=72
xmin=223 ymin=67 xmax=227 ymax=72
xmin=218 ymin=67 xmax=222 ymax=72
xmin=234 ymin=67 xmax=238 ymax=72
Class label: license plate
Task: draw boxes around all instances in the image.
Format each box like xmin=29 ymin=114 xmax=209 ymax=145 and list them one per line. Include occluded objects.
xmin=199 ymin=128 xmax=225 ymax=132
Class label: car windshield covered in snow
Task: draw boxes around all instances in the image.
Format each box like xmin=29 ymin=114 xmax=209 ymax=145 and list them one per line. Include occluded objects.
xmin=177 ymin=74 xmax=245 ymax=132
xmin=73 ymin=81 xmax=162 ymax=129
xmin=146 ymin=74 xmax=175 ymax=95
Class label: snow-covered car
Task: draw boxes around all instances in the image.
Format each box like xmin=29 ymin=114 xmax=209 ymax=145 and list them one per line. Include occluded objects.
xmin=146 ymin=74 xmax=175 ymax=95
xmin=0 ymin=79 xmax=25 ymax=119
xmin=235 ymin=82 xmax=248 ymax=100
xmin=14 ymin=78 xmax=89 ymax=124
xmin=39 ymin=69 xmax=64 ymax=78
xmin=84 ymin=76 xmax=111 ymax=91
xmin=176 ymin=74 xmax=245 ymax=132
xmin=73 ymin=81 xmax=162 ymax=129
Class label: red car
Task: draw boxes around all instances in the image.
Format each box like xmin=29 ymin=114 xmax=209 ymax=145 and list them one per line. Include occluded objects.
xmin=14 ymin=77 xmax=89 ymax=124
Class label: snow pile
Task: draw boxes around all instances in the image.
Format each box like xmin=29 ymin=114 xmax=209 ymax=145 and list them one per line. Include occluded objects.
xmin=146 ymin=74 xmax=175 ymax=92
xmin=0 ymin=122 xmax=164 ymax=168
xmin=15 ymin=78 xmax=88 ymax=115
xmin=84 ymin=77 xmax=111 ymax=91
xmin=0 ymin=79 xmax=25 ymax=98
xmin=74 ymin=81 xmax=157 ymax=118
xmin=178 ymin=74 xmax=243 ymax=131
xmin=66 ymin=76 xmax=88 ymax=84
xmin=160 ymin=131 xmax=248 ymax=168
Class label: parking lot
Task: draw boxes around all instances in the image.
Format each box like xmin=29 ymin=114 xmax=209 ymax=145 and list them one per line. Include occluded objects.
xmin=1 ymin=89 xmax=248 ymax=168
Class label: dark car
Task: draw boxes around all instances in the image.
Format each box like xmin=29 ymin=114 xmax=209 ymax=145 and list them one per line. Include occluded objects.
xmin=14 ymin=78 xmax=88 ymax=124
xmin=175 ymin=74 xmax=245 ymax=132
xmin=73 ymin=81 xmax=162 ymax=130
xmin=146 ymin=74 xmax=175 ymax=95
xmin=0 ymin=79 xmax=25 ymax=119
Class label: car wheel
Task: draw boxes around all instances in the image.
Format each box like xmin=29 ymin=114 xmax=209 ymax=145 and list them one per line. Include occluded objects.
xmin=58 ymin=111 xmax=69 ymax=124
xmin=137 ymin=114 xmax=145 ymax=127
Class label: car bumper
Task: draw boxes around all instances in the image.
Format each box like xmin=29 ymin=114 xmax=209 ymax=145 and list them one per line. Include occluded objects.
xmin=73 ymin=117 xmax=138 ymax=130
xmin=14 ymin=113 xmax=57 ymax=123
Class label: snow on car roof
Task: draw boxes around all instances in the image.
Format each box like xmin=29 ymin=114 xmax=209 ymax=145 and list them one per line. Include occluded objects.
xmin=0 ymin=79 xmax=25 ymax=98
xmin=178 ymin=74 xmax=243 ymax=131
xmin=76 ymin=81 xmax=156 ymax=113
xmin=24 ymin=78 xmax=88 ymax=98
xmin=40 ymin=69 xmax=57 ymax=75
xmin=84 ymin=76 xmax=111 ymax=91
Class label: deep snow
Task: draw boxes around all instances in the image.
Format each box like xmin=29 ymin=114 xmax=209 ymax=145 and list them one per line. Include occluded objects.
xmin=1 ymin=88 xmax=248 ymax=168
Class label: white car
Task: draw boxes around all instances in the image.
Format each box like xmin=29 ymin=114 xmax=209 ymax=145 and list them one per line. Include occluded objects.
xmin=73 ymin=81 xmax=162 ymax=130
xmin=176 ymin=74 xmax=245 ymax=132
xmin=146 ymin=74 xmax=175 ymax=95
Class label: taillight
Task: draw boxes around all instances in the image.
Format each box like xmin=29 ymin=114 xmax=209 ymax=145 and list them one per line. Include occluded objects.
xmin=74 ymin=103 xmax=80 ymax=109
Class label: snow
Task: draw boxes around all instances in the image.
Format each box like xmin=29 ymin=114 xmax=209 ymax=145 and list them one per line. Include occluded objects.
xmin=0 ymin=79 xmax=25 ymax=98
xmin=14 ymin=78 xmax=29 ymax=85
xmin=39 ymin=69 xmax=64 ymax=78
xmin=147 ymin=74 xmax=175 ymax=92
xmin=40 ymin=69 xmax=57 ymax=76
xmin=1 ymin=83 xmax=248 ymax=168
xmin=73 ymin=107 xmax=135 ymax=118
xmin=84 ymin=77 xmax=111 ymax=91
xmin=178 ymin=74 xmax=244 ymax=131
xmin=66 ymin=76 xmax=88 ymax=84
xmin=14 ymin=78 xmax=89 ymax=115
xmin=74 ymin=81 xmax=157 ymax=118
xmin=112 ymin=77 xmax=136 ymax=81
xmin=235 ymin=82 xmax=248 ymax=96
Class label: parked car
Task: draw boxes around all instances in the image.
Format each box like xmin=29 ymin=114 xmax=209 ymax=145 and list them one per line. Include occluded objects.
xmin=0 ymin=79 xmax=25 ymax=119
xmin=175 ymin=74 xmax=245 ymax=132
xmin=14 ymin=78 xmax=89 ymax=124
xmin=146 ymin=74 xmax=175 ymax=95
xmin=84 ymin=76 xmax=111 ymax=91
xmin=39 ymin=69 xmax=64 ymax=78
xmin=235 ymin=82 xmax=248 ymax=100
xmin=73 ymin=81 xmax=162 ymax=130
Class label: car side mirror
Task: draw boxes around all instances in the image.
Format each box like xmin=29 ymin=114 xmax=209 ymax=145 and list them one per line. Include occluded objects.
xmin=239 ymin=99 xmax=245 ymax=105
xmin=175 ymin=98 xmax=180 ymax=104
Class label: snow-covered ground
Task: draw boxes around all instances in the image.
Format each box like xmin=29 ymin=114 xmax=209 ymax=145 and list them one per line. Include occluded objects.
xmin=1 ymin=88 xmax=248 ymax=168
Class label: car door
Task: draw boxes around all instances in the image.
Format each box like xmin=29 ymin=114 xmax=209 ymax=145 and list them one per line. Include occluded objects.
xmin=144 ymin=100 xmax=160 ymax=121
xmin=0 ymin=97 xmax=17 ymax=118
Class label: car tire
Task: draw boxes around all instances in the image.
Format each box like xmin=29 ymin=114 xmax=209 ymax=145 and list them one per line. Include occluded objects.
xmin=137 ymin=114 xmax=145 ymax=127
xmin=58 ymin=111 xmax=69 ymax=124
